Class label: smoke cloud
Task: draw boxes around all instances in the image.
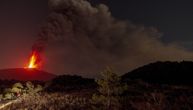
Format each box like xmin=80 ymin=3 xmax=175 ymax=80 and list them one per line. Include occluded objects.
xmin=35 ymin=0 xmax=193 ymax=77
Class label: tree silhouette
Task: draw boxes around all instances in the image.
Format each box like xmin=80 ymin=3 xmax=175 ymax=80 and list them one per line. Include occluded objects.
xmin=92 ymin=67 xmax=127 ymax=110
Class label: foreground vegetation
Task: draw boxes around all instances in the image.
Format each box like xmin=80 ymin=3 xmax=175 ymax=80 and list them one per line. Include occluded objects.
xmin=1 ymin=68 xmax=193 ymax=110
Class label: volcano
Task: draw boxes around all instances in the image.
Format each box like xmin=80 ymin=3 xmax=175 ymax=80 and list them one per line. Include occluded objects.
xmin=0 ymin=68 xmax=56 ymax=81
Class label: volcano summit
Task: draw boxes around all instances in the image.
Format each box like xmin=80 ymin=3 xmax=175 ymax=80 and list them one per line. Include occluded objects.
xmin=0 ymin=68 xmax=56 ymax=81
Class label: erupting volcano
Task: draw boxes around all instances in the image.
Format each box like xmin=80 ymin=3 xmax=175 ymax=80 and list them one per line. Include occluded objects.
xmin=27 ymin=51 xmax=42 ymax=69
xmin=0 ymin=50 xmax=56 ymax=81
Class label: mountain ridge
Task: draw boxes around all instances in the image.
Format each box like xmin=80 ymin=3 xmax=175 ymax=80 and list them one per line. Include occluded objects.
xmin=122 ymin=61 xmax=193 ymax=85
xmin=0 ymin=68 xmax=56 ymax=81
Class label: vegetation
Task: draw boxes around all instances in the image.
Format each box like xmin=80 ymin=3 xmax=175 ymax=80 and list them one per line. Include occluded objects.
xmin=92 ymin=68 xmax=127 ymax=110
xmin=46 ymin=75 xmax=96 ymax=92
xmin=1 ymin=79 xmax=193 ymax=110
xmin=3 ymin=92 xmax=91 ymax=110
xmin=0 ymin=81 xmax=43 ymax=101
xmin=1 ymin=67 xmax=193 ymax=110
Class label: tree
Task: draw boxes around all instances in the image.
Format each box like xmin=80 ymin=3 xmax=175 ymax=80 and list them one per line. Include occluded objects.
xmin=25 ymin=81 xmax=43 ymax=94
xmin=11 ymin=83 xmax=24 ymax=95
xmin=34 ymin=84 xmax=43 ymax=93
xmin=0 ymin=94 xmax=3 ymax=101
xmin=12 ymin=83 xmax=24 ymax=89
xmin=92 ymin=67 xmax=127 ymax=110
xmin=1 ymin=82 xmax=43 ymax=101
xmin=3 ymin=83 xmax=24 ymax=99
xmin=26 ymin=81 xmax=34 ymax=90
xmin=3 ymin=93 xmax=13 ymax=100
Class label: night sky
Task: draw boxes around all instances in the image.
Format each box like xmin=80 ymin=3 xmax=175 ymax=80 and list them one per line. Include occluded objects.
xmin=0 ymin=0 xmax=193 ymax=76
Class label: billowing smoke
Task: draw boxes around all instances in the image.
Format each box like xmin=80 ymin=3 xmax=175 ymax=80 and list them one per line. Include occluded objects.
xmin=34 ymin=0 xmax=193 ymax=77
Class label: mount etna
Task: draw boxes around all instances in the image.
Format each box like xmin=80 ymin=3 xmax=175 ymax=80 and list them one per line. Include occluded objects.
xmin=0 ymin=68 xmax=56 ymax=81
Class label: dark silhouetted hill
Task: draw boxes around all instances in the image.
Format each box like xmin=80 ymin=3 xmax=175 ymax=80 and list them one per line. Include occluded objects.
xmin=0 ymin=68 xmax=56 ymax=81
xmin=46 ymin=75 xmax=96 ymax=92
xmin=122 ymin=61 xmax=193 ymax=85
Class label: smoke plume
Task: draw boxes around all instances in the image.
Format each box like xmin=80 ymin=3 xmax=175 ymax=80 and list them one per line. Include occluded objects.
xmin=34 ymin=0 xmax=193 ymax=77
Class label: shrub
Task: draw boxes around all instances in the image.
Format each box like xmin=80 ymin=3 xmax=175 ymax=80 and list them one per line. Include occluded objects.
xmin=3 ymin=93 xmax=14 ymax=100
xmin=1 ymin=82 xmax=43 ymax=101
xmin=92 ymin=67 xmax=127 ymax=110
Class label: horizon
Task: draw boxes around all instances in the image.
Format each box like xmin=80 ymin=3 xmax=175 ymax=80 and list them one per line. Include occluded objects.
xmin=1 ymin=1 xmax=193 ymax=109
xmin=0 ymin=0 xmax=193 ymax=77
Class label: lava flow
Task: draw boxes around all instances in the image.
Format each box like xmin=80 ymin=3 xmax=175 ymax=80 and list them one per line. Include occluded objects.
xmin=27 ymin=51 xmax=41 ymax=69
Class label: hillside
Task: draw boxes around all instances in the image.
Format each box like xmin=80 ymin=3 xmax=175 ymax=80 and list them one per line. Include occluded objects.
xmin=0 ymin=68 xmax=56 ymax=81
xmin=123 ymin=61 xmax=193 ymax=85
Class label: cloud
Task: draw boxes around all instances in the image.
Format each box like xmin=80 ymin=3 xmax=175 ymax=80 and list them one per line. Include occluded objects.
xmin=35 ymin=0 xmax=193 ymax=77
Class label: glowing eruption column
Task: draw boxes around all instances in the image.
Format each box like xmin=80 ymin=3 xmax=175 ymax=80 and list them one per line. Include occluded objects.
xmin=27 ymin=51 xmax=41 ymax=69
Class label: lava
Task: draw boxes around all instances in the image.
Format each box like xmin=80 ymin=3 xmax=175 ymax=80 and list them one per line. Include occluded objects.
xmin=27 ymin=51 xmax=41 ymax=69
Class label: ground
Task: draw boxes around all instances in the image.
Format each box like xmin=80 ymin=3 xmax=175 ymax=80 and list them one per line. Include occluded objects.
xmin=1 ymin=80 xmax=193 ymax=110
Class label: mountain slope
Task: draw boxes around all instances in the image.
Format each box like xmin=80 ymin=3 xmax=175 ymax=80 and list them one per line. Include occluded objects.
xmin=0 ymin=68 xmax=56 ymax=81
xmin=122 ymin=61 xmax=193 ymax=85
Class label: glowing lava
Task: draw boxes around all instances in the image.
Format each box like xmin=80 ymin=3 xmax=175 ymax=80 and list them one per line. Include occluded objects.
xmin=27 ymin=51 xmax=41 ymax=69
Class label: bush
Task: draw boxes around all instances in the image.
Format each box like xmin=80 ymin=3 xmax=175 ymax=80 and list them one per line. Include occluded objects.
xmin=92 ymin=67 xmax=127 ymax=110
xmin=1 ymin=82 xmax=43 ymax=101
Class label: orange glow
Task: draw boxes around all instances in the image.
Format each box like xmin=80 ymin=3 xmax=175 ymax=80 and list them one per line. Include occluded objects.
xmin=27 ymin=51 xmax=41 ymax=69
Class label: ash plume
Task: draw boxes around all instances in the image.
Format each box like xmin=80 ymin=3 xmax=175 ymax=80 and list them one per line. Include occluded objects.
xmin=34 ymin=0 xmax=193 ymax=77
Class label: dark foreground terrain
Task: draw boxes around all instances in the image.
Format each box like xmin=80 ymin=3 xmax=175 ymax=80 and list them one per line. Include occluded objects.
xmin=1 ymin=79 xmax=193 ymax=110
xmin=1 ymin=61 xmax=193 ymax=110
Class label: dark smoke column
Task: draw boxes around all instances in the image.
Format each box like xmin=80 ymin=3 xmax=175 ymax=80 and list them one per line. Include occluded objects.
xmin=31 ymin=0 xmax=193 ymax=76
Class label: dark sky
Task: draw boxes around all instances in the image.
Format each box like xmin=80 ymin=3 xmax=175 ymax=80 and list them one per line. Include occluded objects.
xmin=0 ymin=0 xmax=48 ymax=68
xmin=0 ymin=0 xmax=193 ymax=75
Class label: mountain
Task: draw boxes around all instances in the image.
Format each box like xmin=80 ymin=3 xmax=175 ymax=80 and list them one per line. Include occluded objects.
xmin=122 ymin=61 xmax=193 ymax=85
xmin=0 ymin=68 xmax=56 ymax=81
